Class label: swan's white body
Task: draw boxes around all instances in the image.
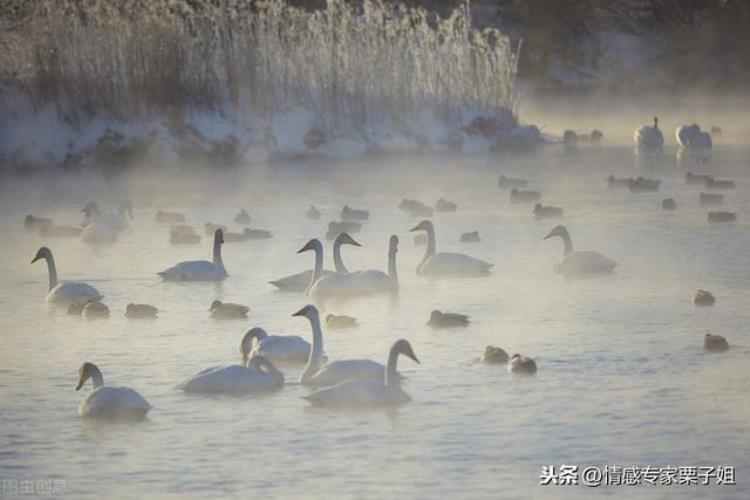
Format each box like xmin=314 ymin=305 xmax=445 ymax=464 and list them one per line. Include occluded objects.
xmin=304 ymin=339 xmax=419 ymax=408
xmin=158 ymin=229 xmax=228 ymax=281
xmin=31 ymin=247 xmax=102 ymax=306
xmin=81 ymin=223 xmax=119 ymax=245
xmin=243 ymin=328 xmax=311 ymax=364
xmin=270 ymin=233 xmax=357 ymax=292
xmin=294 ymin=305 xmax=398 ymax=388
xmin=634 ymin=118 xmax=664 ymax=149
xmin=309 ymin=236 xmax=398 ymax=299
xmin=80 ymin=201 xmax=131 ymax=244
xmin=176 ymin=362 xmax=281 ymax=394
xmin=76 ymin=363 xmax=150 ymax=419
xmin=544 ymin=226 xmax=617 ymax=278
xmin=411 ymin=220 xmax=492 ymax=277
xmin=676 ymin=124 xmax=712 ymax=149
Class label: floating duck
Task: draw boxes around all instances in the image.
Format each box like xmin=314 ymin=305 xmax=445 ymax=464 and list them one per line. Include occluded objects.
xmin=498 ymin=175 xmax=529 ymax=189
xmin=703 ymin=334 xmax=729 ymax=352
xmin=693 ymin=290 xmax=715 ymax=307
xmin=481 ymin=346 xmax=509 ymax=364
xmin=427 ymin=310 xmax=470 ymax=328
xmin=508 ymin=354 xmax=537 ymax=375
xmin=125 ymin=304 xmax=158 ymax=319
xmin=208 ymin=300 xmax=249 ymax=319
xmin=326 ymin=314 xmax=358 ymax=329
xmin=460 ymin=231 xmax=481 ymax=243
xmin=534 ymin=204 xmax=564 ymax=220
xmin=435 ymin=198 xmax=457 ymax=212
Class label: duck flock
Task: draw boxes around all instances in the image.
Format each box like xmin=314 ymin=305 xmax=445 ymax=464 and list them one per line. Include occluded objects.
xmin=23 ymin=117 xmax=735 ymax=420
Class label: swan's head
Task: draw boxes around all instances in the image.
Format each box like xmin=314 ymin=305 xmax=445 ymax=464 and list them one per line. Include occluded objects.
xmin=389 ymin=235 xmax=399 ymax=254
xmin=208 ymin=300 xmax=223 ymax=312
xmin=335 ymin=232 xmax=361 ymax=247
xmin=392 ymin=339 xmax=420 ymax=364
xmin=240 ymin=327 xmax=268 ymax=362
xmin=543 ymin=225 xmax=567 ymax=241
xmin=76 ymin=362 xmax=98 ymax=390
xmin=409 ymin=220 xmax=433 ymax=233
xmin=292 ymin=304 xmax=319 ymax=321
xmin=653 ymin=116 xmax=659 ymax=128
xmin=31 ymin=246 xmax=52 ymax=264
xmin=297 ymin=238 xmax=322 ymax=254
xmin=214 ymin=228 xmax=224 ymax=244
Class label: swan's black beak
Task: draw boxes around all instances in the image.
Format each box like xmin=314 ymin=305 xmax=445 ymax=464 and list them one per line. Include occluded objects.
xmin=297 ymin=241 xmax=315 ymax=253
xmin=407 ymin=351 xmax=420 ymax=364
xmin=292 ymin=307 xmax=306 ymax=317
xmin=408 ymin=225 xmax=420 ymax=232
xmin=75 ymin=381 xmax=84 ymax=391
xmin=31 ymin=256 xmax=41 ymax=264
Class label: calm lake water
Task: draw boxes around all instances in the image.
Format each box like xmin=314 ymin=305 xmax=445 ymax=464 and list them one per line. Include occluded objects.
xmin=1 ymin=141 xmax=748 ymax=498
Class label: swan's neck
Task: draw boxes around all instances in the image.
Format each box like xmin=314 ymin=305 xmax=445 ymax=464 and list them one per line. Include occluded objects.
xmin=307 ymin=244 xmax=324 ymax=291
xmin=422 ymin=226 xmax=436 ymax=264
xmin=333 ymin=239 xmax=348 ymax=274
xmin=385 ymin=347 xmax=401 ymax=389
xmin=559 ymin=229 xmax=573 ymax=256
xmin=265 ymin=364 xmax=284 ymax=387
xmin=300 ymin=313 xmax=324 ymax=384
xmin=90 ymin=365 xmax=104 ymax=389
xmin=44 ymin=253 xmax=58 ymax=291
xmin=212 ymin=235 xmax=225 ymax=271
xmin=388 ymin=250 xmax=398 ymax=284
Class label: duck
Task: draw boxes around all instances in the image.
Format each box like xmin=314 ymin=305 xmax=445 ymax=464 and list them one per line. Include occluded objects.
xmin=125 ymin=303 xmax=158 ymax=319
xmin=427 ymin=310 xmax=469 ymax=328
xmin=460 ymin=231 xmax=480 ymax=243
xmin=693 ymin=289 xmax=715 ymax=306
xmin=706 ymin=178 xmax=735 ymax=190
xmin=234 ymin=209 xmax=251 ymax=225
xmin=326 ymin=220 xmax=362 ymax=240
xmin=686 ymin=172 xmax=713 ymax=186
xmin=398 ymin=199 xmax=433 ymax=217
xmin=534 ymin=204 xmax=564 ymax=220
xmin=24 ymin=215 xmax=53 ymax=229
xmin=676 ymin=124 xmax=712 ymax=149
xmin=634 ymin=117 xmax=664 ymax=149
xmin=703 ymin=334 xmax=729 ymax=352
xmin=241 ymin=327 xmax=311 ymax=364
xmin=341 ymin=205 xmax=369 ymax=221
xmin=326 ymin=314 xmax=358 ymax=329
xmin=607 ymin=175 xmax=633 ymax=190
xmin=308 ymin=235 xmax=399 ymax=300
xmin=31 ymin=247 xmax=103 ymax=306
xmin=662 ymin=198 xmax=677 ymax=211
xmin=481 ymin=346 xmax=509 ymax=364
xmin=629 ymin=177 xmax=661 ymax=193
xmin=177 ymin=354 xmax=284 ymax=394
xmin=293 ymin=305 xmax=398 ymax=387
xmin=76 ymin=362 xmax=151 ymax=419
xmin=269 ymin=233 xmax=360 ymax=292
xmin=83 ymin=301 xmax=110 ymax=319
xmin=155 ymin=210 xmax=185 ymax=224
xmin=158 ymin=228 xmax=228 ymax=281
xmin=209 ymin=300 xmax=249 ymax=319
xmin=435 ymin=198 xmax=457 ymax=212
xmin=169 ymin=225 xmax=201 ymax=244
xmin=707 ymin=212 xmax=736 ymax=223
xmin=204 ymin=222 xmax=228 ymax=235
xmin=39 ymin=224 xmax=83 ymax=238
xmin=563 ymin=130 xmax=577 ymax=145
xmin=242 ymin=228 xmax=273 ymax=240
xmin=699 ymin=192 xmax=723 ymax=207
xmin=590 ymin=130 xmax=603 ymax=142
xmin=303 ymin=339 xmax=419 ymax=408
xmin=410 ymin=220 xmax=493 ymax=277
xmin=307 ymin=206 xmax=322 ymax=220
xmin=543 ymin=225 xmax=617 ymax=277
xmin=508 ymin=354 xmax=537 ymax=374
xmin=510 ymin=188 xmax=542 ymax=204
xmin=498 ymin=175 xmax=529 ymax=189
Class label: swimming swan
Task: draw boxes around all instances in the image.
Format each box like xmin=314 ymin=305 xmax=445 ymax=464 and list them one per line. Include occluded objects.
xmin=176 ymin=355 xmax=284 ymax=394
xmin=304 ymin=339 xmax=419 ymax=408
xmin=158 ymin=228 xmax=228 ymax=281
xmin=269 ymin=233 xmax=360 ymax=292
xmin=308 ymin=235 xmax=399 ymax=299
xmin=241 ymin=327 xmax=311 ymax=364
xmin=293 ymin=305 xmax=398 ymax=387
xmin=80 ymin=201 xmax=132 ymax=244
xmin=31 ymin=247 xmax=102 ymax=306
xmin=543 ymin=225 xmax=617 ymax=277
xmin=634 ymin=117 xmax=664 ymax=149
xmin=76 ymin=362 xmax=151 ymax=419
xmin=410 ymin=220 xmax=493 ymax=277
xmin=676 ymin=124 xmax=712 ymax=149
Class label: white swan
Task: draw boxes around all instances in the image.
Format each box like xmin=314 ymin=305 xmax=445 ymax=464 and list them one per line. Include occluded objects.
xmin=410 ymin=220 xmax=493 ymax=277
xmin=269 ymin=233 xmax=360 ymax=292
xmin=543 ymin=225 xmax=617 ymax=277
xmin=241 ymin=327 xmax=311 ymax=364
xmin=80 ymin=201 xmax=132 ymax=244
xmin=676 ymin=123 xmax=712 ymax=149
xmin=308 ymin=235 xmax=398 ymax=300
xmin=634 ymin=117 xmax=664 ymax=149
xmin=31 ymin=247 xmax=102 ymax=306
xmin=158 ymin=228 xmax=228 ymax=281
xmin=76 ymin=362 xmax=151 ymax=419
xmin=176 ymin=355 xmax=284 ymax=394
xmin=293 ymin=305 xmax=398 ymax=387
xmin=304 ymin=339 xmax=419 ymax=408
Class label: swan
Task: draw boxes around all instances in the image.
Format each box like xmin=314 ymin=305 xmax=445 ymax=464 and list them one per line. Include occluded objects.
xmin=269 ymin=233 xmax=360 ymax=292
xmin=481 ymin=346 xmax=509 ymax=364
xmin=693 ymin=289 xmax=715 ymax=306
xmin=410 ymin=220 xmax=493 ymax=277
xmin=177 ymin=355 xmax=284 ymax=394
xmin=76 ymin=362 xmax=151 ymax=419
xmin=241 ymin=327 xmax=311 ymax=364
xmin=307 ymin=206 xmax=322 ymax=220
xmin=208 ymin=300 xmax=249 ymax=319
xmin=326 ymin=314 xmax=358 ymax=329
xmin=427 ymin=310 xmax=469 ymax=328
xmin=80 ymin=202 xmax=120 ymax=245
xmin=435 ymin=198 xmax=457 ymax=212
xmin=662 ymin=198 xmax=677 ymax=210
xmin=158 ymin=228 xmax=228 ymax=281
xmin=293 ymin=305 xmax=398 ymax=387
xmin=303 ymin=339 xmax=419 ymax=408
xmin=308 ymin=235 xmax=399 ymax=300
xmin=31 ymin=247 xmax=102 ymax=306
xmin=126 ymin=303 xmax=158 ymax=319
xmin=82 ymin=200 xmax=132 ymax=231
xmin=155 ymin=210 xmax=185 ymax=224
xmin=543 ymin=225 xmax=617 ymax=277
xmin=508 ymin=354 xmax=537 ymax=374
xmin=703 ymin=334 xmax=728 ymax=352
xmin=460 ymin=231 xmax=480 ymax=243
xmin=634 ymin=117 xmax=664 ymax=149
xmin=676 ymin=124 xmax=712 ymax=149
xmin=234 ymin=209 xmax=251 ymax=225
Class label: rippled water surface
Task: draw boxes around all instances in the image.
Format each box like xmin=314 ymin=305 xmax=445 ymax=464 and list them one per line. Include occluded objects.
xmin=1 ymin=144 xmax=749 ymax=498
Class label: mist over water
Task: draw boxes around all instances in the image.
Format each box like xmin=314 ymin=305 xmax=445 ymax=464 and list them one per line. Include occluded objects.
xmin=2 ymin=126 xmax=750 ymax=497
